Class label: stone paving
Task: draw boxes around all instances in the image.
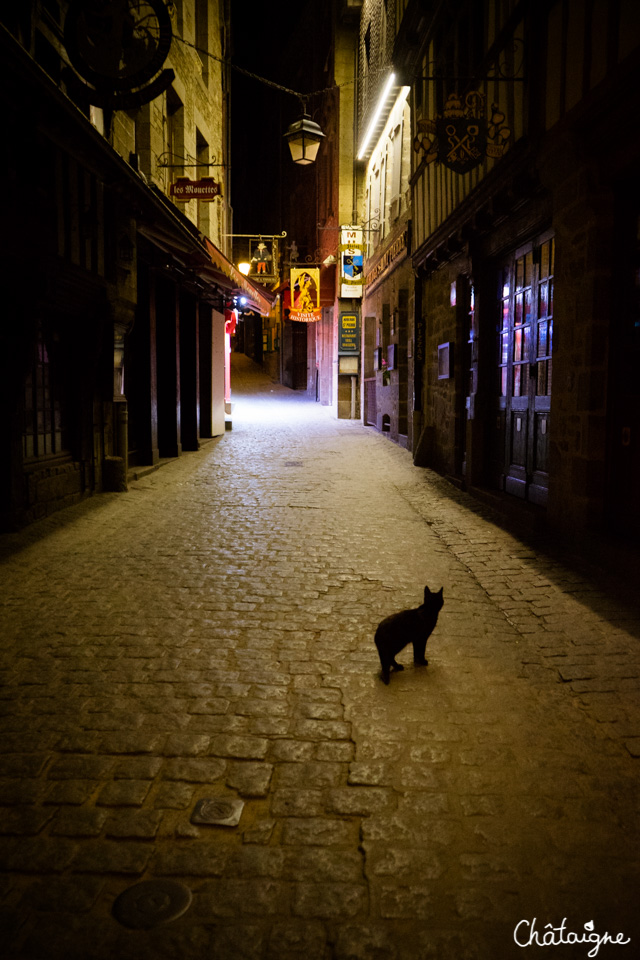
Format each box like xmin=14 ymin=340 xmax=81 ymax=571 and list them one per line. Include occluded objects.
xmin=1 ymin=353 xmax=639 ymax=960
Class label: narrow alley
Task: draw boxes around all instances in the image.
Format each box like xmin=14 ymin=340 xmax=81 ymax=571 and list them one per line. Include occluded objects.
xmin=1 ymin=355 xmax=639 ymax=960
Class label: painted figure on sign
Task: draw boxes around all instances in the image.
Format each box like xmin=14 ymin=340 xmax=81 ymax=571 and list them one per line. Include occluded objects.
xmin=296 ymin=274 xmax=315 ymax=312
xmin=251 ymin=242 xmax=272 ymax=274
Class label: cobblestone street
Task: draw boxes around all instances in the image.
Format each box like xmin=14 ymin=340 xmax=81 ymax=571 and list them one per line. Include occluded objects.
xmin=1 ymin=354 xmax=639 ymax=960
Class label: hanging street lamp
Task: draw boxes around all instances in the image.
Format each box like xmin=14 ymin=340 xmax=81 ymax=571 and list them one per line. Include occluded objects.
xmin=283 ymin=106 xmax=325 ymax=165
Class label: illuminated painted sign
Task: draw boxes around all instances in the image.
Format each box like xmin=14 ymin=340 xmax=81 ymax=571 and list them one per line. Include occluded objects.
xmin=340 ymin=226 xmax=365 ymax=299
xmin=339 ymin=313 xmax=360 ymax=354
xmin=289 ymin=268 xmax=321 ymax=322
xmin=170 ymin=178 xmax=221 ymax=200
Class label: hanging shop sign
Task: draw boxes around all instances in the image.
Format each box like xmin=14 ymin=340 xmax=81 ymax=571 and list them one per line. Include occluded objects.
xmin=170 ymin=178 xmax=221 ymax=201
xmin=339 ymin=313 xmax=360 ymax=354
xmin=63 ymin=0 xmax=174 ymax=109
xmin=413 ymin=91 xmax=511 ymax=174
xmin=289 ymin=268 xmax=321 ymax=322
xmin=232 ymin=237 xmax=279 ymax=281
xmin=249 ymin=239 xmax=275 ymax=277
xmin=339 ymin=226 xmax=365 ymax=299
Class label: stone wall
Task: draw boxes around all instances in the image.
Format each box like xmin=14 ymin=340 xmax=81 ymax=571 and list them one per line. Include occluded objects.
xmin=420 ymin=258 xmax=469 ymax=478
xmin=111 ymin=1 xmax=230 ymax=255
xmin=23 ymin=461 xmax=86 ymax=524
xmin=361 ymin=253 xmax=414 ymax=446
xmin=540 ymin=132 xmax=614 ymax=530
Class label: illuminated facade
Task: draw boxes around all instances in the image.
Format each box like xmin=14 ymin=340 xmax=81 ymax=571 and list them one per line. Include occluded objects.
xmin=0 ymin=2 xmax=269 ymax=529
xmin=357 ymin=0 xmax=414 ymax=444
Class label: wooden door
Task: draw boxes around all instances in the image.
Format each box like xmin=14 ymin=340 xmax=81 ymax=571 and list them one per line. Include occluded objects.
xmin=363 ymin=315 xmax=377 ymax=426
xmin=497 ymin=235 xmax=554 ymax=505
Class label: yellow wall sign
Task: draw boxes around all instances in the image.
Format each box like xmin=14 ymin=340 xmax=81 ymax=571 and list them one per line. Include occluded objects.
xmin=289 ymin=268 xmax=321 ymax=322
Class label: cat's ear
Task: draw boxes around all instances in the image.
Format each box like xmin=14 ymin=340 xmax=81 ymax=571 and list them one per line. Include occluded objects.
xmin=423 ymin=586 xmax=431 ymax=600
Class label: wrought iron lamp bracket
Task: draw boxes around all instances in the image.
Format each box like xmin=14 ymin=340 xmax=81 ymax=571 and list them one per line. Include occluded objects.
xmin=157 ymin=151 xmax=227 ymax=169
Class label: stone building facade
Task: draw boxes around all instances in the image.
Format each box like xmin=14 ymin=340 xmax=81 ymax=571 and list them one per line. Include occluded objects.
xmin=392 ymin=0 xmax=640 ymax=540
xmin=357 ymin=0 xmax=414 ymax=446
xmin=277 ymin=0 xmax=362 ymax=413
xmin=0 ymin=1 xmax=269 ymax=530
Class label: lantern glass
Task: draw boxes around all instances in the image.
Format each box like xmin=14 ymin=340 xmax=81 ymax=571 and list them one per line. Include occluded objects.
xmin=284 ymin=114 xmax=325 ymax=165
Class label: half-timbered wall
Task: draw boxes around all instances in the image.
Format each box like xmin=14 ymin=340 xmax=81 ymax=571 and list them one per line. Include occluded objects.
xmin=401 ymin=0 xmax=640 ymax=536
xmin=411 ymin=2 xmax=526 ymax=256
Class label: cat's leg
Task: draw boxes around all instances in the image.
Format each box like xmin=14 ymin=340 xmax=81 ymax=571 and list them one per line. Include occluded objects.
xmin=412 ymin=639 xmax=428 ymax=666
xmin=391 ymin=658 xmax=404 ymax=671
xmin=375 ymin=637 xmax=392 ymax=684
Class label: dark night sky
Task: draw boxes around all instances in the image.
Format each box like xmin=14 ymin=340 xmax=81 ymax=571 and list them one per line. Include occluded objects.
xmin=229 ymin=0 xmax=316 ymax=238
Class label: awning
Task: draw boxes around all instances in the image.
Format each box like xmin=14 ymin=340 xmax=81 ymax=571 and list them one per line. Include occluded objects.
xmin=203 ymin=238 xmax=274 ymax=316
xmin=136 ymin=222 xmax=274 ymax=317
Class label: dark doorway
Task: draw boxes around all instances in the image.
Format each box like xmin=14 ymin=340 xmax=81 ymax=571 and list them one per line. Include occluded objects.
xmin=291 ymin=321 xmax=307 ymax=390
xmin=156 ymin=276 xmax=181 ymax=458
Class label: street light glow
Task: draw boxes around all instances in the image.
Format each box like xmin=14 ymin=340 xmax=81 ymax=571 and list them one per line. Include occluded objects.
xmin=357 ymin=72 xmax=397 ymax=160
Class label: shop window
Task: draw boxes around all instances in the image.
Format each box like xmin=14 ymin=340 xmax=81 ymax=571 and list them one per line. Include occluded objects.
xmin=196 ymin=128 xmax=210 ymax=238
xmin=364 ymin=22 xmax=371 ymax=64
xmin=23 ymin=322 xmax=69 ymax=461
xmin=381 ymin=304 xmax=391 ymax=385
xmin=390 ymin=122 xmax=403 ymax=220
xmin=498 ymin=243 xmax=553 ymax=400
xmin=167 ymin=87 xmax=184 ymax=180
xmin=497 ymin=234 xmax=554 ymax=504
xmin=535 ymin=238 xmax=554 ymax=397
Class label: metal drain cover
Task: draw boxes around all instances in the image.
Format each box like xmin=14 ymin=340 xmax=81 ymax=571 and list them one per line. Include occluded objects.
xmin=112 ymin=879 xmax=192 ymax=929
xmin=190 ymin=797 xmax=244 ymax=826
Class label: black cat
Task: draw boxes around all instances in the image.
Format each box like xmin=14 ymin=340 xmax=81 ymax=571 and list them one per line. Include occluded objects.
xmin=374 ymin=586 xmax=444 ymax=684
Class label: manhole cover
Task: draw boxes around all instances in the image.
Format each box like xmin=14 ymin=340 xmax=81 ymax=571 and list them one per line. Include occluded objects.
xmin=190 ymin=797 xmax=244 ymax=826
xmin=112 ymin=879 xmax=192 ymax=929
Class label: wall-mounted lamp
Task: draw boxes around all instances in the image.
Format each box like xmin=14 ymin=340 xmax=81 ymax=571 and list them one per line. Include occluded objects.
xmin=238 ymin=262 xmax=251 ymax=276
xmin=283 ymin=110 xmax=325 ymax=165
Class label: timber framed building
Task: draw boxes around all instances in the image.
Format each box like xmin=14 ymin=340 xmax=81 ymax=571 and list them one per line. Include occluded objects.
xmin=388 ymin=0 xmax=640 ymax=539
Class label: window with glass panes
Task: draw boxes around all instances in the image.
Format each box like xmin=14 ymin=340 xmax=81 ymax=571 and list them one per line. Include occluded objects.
xmin=498 ymin=239 xmax=554 ymax=402
xmin=23 ymin=321 xmax=68 ymax=461
xmin=536 ymin=239 xmax=554 ymax=396
xmin=497 ymin=235 xmax=554 ymax=505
